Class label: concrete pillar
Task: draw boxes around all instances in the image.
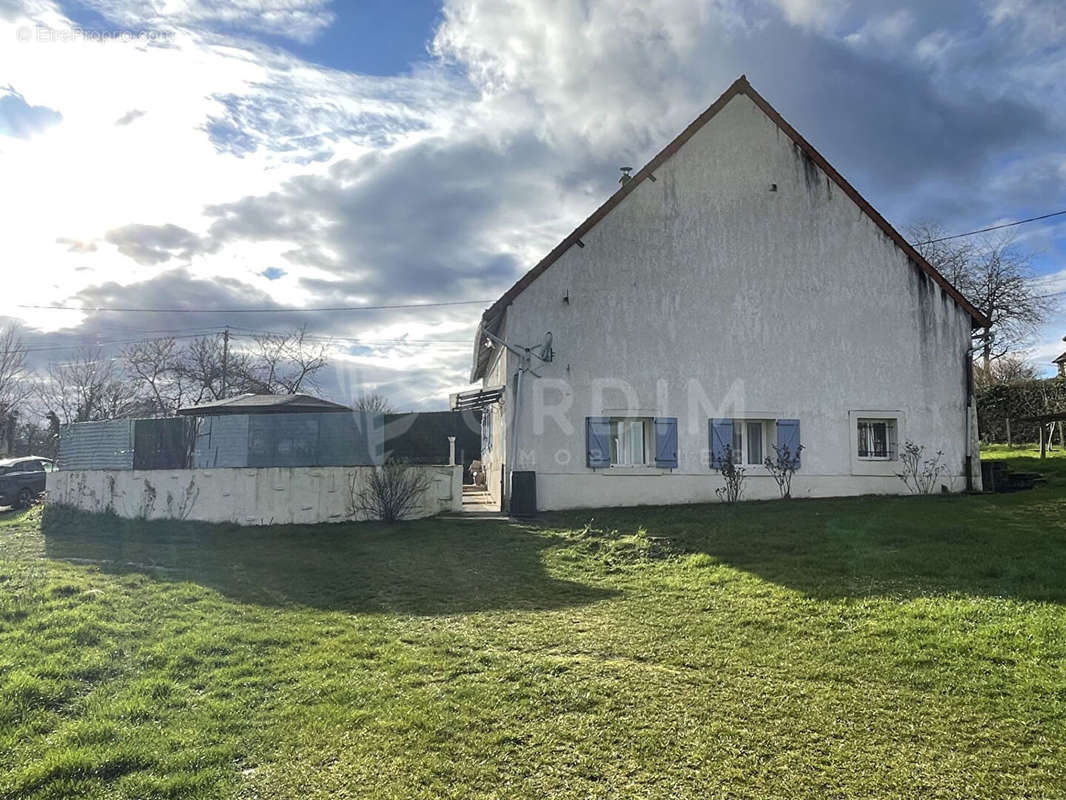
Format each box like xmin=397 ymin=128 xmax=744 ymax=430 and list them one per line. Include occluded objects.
xmin=448 ymin=436 xmax=456 ymax=466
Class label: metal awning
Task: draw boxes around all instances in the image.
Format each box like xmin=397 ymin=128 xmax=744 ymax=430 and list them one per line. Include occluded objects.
xmin=450 ymin=386 xmax=504 ymax=411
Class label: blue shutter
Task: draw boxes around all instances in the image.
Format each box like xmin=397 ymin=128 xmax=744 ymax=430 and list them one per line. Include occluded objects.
xmin=709 ymin=418 xmax=733 ymax=468
xmin=586 ymin=417 xmax=611 ymax=468
xmin=653 ymin=418 xmax=678 ymax=469
xmin=776 ymin=419 xmax=801 ymax=468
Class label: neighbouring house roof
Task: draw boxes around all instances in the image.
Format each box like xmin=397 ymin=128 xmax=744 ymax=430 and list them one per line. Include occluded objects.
xmin=471 ymin=75 xmax=991 ymax=382
xmin=176 ymin=393 xmax=352 ymax=416
xmin=1054 ymin=352 xmax=1066 ymax=365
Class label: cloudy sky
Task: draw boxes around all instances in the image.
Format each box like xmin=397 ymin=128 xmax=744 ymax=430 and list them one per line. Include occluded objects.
xmin=1 ymin=0 xmax=1064 ymax=410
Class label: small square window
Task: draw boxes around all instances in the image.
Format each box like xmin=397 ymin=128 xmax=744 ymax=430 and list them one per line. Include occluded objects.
xmin=857 ymin=418 xmax=898 ymax=460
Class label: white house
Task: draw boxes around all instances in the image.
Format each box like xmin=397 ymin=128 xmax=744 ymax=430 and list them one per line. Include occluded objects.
xmin=459 ymin=76 xmax=988 ymax=513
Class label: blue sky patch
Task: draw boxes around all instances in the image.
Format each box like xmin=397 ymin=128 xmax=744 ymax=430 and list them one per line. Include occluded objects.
xmin=0 ymin=88 xmax=61 ymax=138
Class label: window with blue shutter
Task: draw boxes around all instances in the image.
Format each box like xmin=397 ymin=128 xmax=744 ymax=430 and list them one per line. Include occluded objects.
xmin=776 ymin=419 xmax=801 ymax=468
xmin=653 ymin=418 xmax=678 ymax=469
xmin=586 ymin=417 xmax=611 ymax=468
xmin=709 ymin=418 xmax=733 ymax=468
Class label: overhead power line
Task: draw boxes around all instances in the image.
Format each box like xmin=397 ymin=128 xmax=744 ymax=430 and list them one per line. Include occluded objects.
xmin=18 ymin=300 xmax=491 ymax=314
xmin=912 ymin=210 xmax=1066 ymax=246
xmin=21 ymin=326 xmax=473 ymax=355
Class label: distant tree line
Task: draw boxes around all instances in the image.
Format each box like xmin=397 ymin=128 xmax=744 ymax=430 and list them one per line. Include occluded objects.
xmin=0 ymin=325 xmax=339 ymax=460
xmin=911 ymin=222 xmax=1062 ymax=445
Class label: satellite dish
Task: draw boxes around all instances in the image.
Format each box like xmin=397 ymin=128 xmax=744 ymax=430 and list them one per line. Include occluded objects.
xmin=539 ymin=331 xmax=553 ymax=363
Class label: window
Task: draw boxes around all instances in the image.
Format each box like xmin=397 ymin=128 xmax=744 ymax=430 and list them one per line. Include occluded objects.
xmin=857 ymin=418 xmax=897 ymax=460
xmin=481 ymin=408 xmax=493 ymax=454
xmin=711 ymin=419 xmax=801 ymax=470
xmin=728 ymin=419 xmax=769 ymax=465
xmin=609 ymin=418 xmax=648 ymax=466
xmin=587 ymin=417 xmax=677 ymax=469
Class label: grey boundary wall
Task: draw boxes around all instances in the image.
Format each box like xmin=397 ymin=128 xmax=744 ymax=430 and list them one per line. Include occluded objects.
xmin=46 ymin=465 xmax=462 ymax=525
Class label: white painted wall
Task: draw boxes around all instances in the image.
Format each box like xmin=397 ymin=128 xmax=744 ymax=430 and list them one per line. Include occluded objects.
xmin=478 ymin=345 xmax=511 ymax=509
xmin=47 ymin=465 xmax=462 ymax=525
xmin=486 ymin=92 xmax=979 ymax=511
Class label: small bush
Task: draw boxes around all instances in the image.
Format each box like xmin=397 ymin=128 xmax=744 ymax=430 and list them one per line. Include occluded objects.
xmin=896 ymin=441 xmax=949 ymax=494
xmin=713 ymin=445 xmax=746 ymax=503
xmin=349 ymin=460 xmax=432 ymax=523
xmin=764 ymin=442 xmax=804 ymax=499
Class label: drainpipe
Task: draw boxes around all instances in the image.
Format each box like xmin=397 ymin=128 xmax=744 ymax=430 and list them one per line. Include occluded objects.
xmin=965 ymin=348 xmax=974 ymax=492
xmin=507 ymin=366 xmax=523 ymax=502
xmin=964 ymin=335 xmax=988 ymax=492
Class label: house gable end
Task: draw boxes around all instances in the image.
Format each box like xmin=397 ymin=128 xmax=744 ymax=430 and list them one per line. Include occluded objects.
xmin=472 ymin=76 xmax=988 ymax=382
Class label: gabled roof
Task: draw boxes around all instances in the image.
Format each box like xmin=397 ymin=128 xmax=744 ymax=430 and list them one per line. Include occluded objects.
xmin=1054 ymin=352 xmax=1066 ymax=365
xmin=177 ymin=393 xmax=352 ymax=416
xmin=472 ymin=75 xmax=990 ymax=381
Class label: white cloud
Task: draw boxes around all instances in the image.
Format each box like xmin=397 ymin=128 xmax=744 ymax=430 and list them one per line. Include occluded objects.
xmin=73 ymin=0 xmax=335 ymax=43
xmin=770 ymin=0 xmax=848 ymax=30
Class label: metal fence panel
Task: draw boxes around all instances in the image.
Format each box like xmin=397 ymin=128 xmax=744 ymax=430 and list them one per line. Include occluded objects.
xmin=58 ymin=420 xmax=135 ymax=471
xmin=246 ymin=412 xmax=382 ymax=467
xmin=384 ymin=411 xmax=481 ymax=465
xmin=133 ymin=418 xmax=196 ymax=469
xmin=59 ymin=411 xmax=385 ymax=471
xmin=191 ymin=415 xmax=250 ymax=468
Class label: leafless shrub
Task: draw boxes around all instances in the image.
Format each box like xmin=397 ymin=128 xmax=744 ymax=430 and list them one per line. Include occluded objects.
xmin=349 ymin=460 xmax=431 ymax=523
xmin=895 ymin=441 xmax=948 ymax=495
xmin=764 ymin=442 xmax=804 ymax=499
xmin=352 ymin=392 xmax=393 ymax=414
xmin=713 ymin=445 xmax=746 ymax=504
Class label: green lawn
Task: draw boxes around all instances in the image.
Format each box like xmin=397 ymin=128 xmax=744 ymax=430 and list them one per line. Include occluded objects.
xmin=2 ymin=452 xmax=1066 ymax=799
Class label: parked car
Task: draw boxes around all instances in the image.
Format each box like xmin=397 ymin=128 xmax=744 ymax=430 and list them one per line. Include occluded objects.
xmin=0 ymin=457 xmax=55 ymax=509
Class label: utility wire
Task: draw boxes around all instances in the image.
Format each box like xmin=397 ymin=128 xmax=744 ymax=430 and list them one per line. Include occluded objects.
xmin=22 ymin=327 xmax=473 ymax=354
xmin=911 ymin=210 xmax=1066 ymax=246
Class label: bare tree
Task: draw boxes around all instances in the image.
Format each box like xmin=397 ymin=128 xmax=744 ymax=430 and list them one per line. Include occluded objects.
xmin=122 ymin=337 xmax=190 ymax=416
xmin=974 ymin=353 xmax=1040 ymax=392
xmin=910 ymin=223 xmax=1049 ymax=369
xmin=118 ymin=328 xmax=332 ymax=414
xmin=352 ymin=391 xmax=393 ymax=414
xmin=0 ymin=325 xmax=30 ymax=434
xmin=173 ymin=334 xmax=241 ymax=404
xmin=38 ymin=348 xmax=144 ymax=425
xmin=244 ymin=327 xmax=328 ymax=395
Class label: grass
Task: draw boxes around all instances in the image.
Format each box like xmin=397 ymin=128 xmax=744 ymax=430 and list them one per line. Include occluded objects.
xmin=0 ymin=450 xmax=1064 ymax=798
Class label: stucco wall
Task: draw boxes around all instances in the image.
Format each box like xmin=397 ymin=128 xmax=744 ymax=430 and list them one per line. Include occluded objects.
xmin=478 ymin=345 xmax=511 ymax=509
xmin=488 ymin=92 xmax=979 ymax=511
xmin=47 ymin=465 xmax=462 ymax=525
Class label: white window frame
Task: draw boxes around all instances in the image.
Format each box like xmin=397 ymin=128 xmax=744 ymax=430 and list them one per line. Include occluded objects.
xmin=856 ymin=418 xmax=897 ymax=461
xmin=608 ymin=417 xmax=651 ymax=467
xmin=729 ymin=419 xmax=772 ymax=467
xmin=848 ymin=410 xmax=904 ymax=476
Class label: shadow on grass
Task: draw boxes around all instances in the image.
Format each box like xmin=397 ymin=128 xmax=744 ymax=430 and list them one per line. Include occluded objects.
xmin=40 ymin=506 xmax=615 ymax=615
xmin=547 ymin=462 xmax=1066 ymax=605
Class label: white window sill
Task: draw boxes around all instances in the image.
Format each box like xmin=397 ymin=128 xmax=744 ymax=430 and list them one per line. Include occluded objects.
xmin=602 ymin=465 xmax=666 ymax=475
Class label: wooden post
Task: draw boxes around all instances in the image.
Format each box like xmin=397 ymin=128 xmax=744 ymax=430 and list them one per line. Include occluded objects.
xmin=1039 ymin=424 xmax=1047 ymax=459
xmin=1006 ymin=417 xmax=1012 ymax=448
